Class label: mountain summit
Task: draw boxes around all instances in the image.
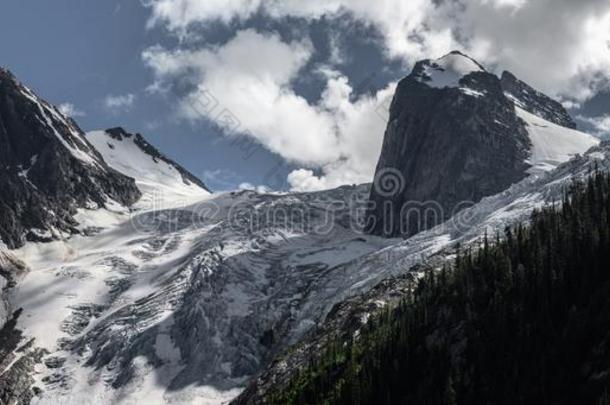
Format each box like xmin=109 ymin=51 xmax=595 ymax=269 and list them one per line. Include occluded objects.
xmin=367 ymin=51 xmax=597 ymax=238
xmin=411 ymin=50 xmax=487 ymax=88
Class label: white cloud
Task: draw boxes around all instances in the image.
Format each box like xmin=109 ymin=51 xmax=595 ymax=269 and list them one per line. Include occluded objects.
xmin=238 ymin=182 xmax=271 ymax=193
xmin=202 ymin=168 xmax=243 ymax=190
xmin=103 ymin=93 xmax=136 ymax=112
xmin=145 ymin=0 xmax=262 ymax=32
xmin=578 ymin=114 xmax=610 ymax=138
xmin=145 ymin=0 xmax=453 ymax=64
xmin=58 ymin=102 xmax=85 ymax=117
xmin=480 ymin=0 xmax=527 ymax=11
xmin=328 ymin=31 xmax=346 ymax=66
xmin=145 ymin=0 xmax=610 ymax=102
xmin=144 ymin=29 xmax=395 ymax=191
xmin=144 ymin=30 xmax=337 ymax=166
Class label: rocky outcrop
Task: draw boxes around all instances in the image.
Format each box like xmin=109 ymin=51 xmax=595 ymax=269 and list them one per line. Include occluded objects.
xmin=0 ymin=251 xmax=42 ymax=405
xmin=367 ymin=52 xmax=532 ymax=238
xmin=233 ymin=273 xmax=421 ymax=404
xmin=0 ymin=68 xmax=141 ymax=248
xmin=0 ymin=309 xmax=47 ymax=405
xmin=0 ymin=250 xmax=25 ymax=328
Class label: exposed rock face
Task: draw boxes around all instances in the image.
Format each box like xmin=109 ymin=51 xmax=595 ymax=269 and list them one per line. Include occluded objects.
xmin=0 ymin=68 xmax=141 ymax=248
xmin=0 ymin=250 xmax=25 ymax=328
xmin=0 ymin=309 xmax=47 ymax=405
xmin=500 ymin=71 xmax=577 ymax=129
xmin=367 ymin=52 xmax=532 ymax=238
xmin=0 ymin=251 xmax=41 ymax=404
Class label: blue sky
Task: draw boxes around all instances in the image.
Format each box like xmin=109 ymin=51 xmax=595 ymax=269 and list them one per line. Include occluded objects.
xmin=1 ymin=0 xmax=610 ymax=191
xmin=0 ymin=0 xmax=292 ymax=191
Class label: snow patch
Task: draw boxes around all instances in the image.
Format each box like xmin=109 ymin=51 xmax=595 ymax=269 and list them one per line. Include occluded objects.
xmin=460 ymin=87 xmax=485 ymax=98
xmin=518 ymin=107 xmax=599 ymax=174
xmin=417 ymin=52 xmax=484 ymax=89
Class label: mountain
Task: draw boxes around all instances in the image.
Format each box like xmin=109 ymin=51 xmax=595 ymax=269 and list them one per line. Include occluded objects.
xmin=8 ymin=141 xmax=606 ymax=404
xmin=87 ymin=127 xmax=210 ymax=207
xmin=6 ymin=182 xmax=402 ymax=404
xmin=500 ymin=70 xmax=577 ymax=129
xmin=0 ymin=58 xmax=606 ymax=405
xmin=366 ymin=51 xmax=597 ymax=238
xmin=0 ymin=68 xmax=141 ymax=249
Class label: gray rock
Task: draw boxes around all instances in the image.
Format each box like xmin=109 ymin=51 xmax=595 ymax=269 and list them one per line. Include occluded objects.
xmin=367 ymin=52 xmax=534 ymax=238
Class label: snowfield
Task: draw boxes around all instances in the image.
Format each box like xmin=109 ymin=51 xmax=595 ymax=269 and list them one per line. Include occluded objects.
xmin=517 ymin=107 xmax=599 ymax=174
xmin=11 ymin=186 xmax=399 ymax=404
xmin=87 ymin=130 xmax=211 ymax=208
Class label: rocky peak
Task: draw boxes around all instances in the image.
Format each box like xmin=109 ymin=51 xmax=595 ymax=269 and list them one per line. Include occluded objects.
xmin=500 ymin=70 xmax=577 ymax=129
xmin=366 ymin=52 xmax=575 ymax=238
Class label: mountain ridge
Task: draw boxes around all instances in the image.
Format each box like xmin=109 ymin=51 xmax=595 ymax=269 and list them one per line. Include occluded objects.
xmin=0 ymin=68 xmax=141 ymax=249
xmin=102 ymin=127 xmax=210 ymax=193
xmin=87 ymin=128 xmax=211 ymax=208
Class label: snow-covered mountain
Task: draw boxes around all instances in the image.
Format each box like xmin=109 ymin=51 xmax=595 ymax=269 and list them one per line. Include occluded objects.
xmin=7 ymin=183 xmax=399 ymax=404
xmin=0 ymin=56 xmax=606 ymax=405
xmin=87 ymin=127 xmax=210 ymax=208
xmin=412 ymin=50 xmax=486 ymax=89
xmin=11 ymin=138 xmax=604 ymax=405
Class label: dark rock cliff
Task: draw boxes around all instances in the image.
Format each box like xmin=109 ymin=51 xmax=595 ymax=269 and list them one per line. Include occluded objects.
xmin=367 ymin=52 xmax=534 ymax=238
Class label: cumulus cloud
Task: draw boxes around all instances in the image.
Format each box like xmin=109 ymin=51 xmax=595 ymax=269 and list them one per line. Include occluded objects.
xmin=145 ymin=0 xmax=610 ymax=102
xmin=144 ymin=29 xmax=395 ymax=191
xmin=452 ymin=0 xmax=610 ymax=101
xmin=103 ymin=93 xmax=136 ymax=112
xmin=146 ymin=0 xmax=453 ymax=64
xmin=144 ymin=30 xmax=336 ymax=165
xmin=578 ymin=114 xmax=610 ymax=138
xmin=57 ymin=102 xmax=85 ymax=118
xmin=238 ymin=182 xmax=271 ymax=193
